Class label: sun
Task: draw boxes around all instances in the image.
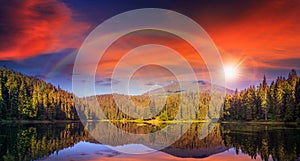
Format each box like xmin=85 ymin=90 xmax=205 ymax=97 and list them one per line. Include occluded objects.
xmin=224 ymin=65 xmax=238 ymax=81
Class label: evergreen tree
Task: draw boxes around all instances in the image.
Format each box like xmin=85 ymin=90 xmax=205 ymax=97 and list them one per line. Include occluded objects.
xmin=222 ymin=69 xmax=299 ymax=122
xmin=222 ymin=95 xmax=231 ymax=120
xmin=295 ymin=78 xmax=300 ymax=122
xmin=18 ymin=80 xmax=32 ymax=119
xmin=0 ymin=68 xmax=77 ymax=120
xmin=0 ymin=77 xmax=7 ymax=119
xmin=258 ymin=75 xmax=268 ymax=121
xmin=5 ymin=75 xmax=19 ymax=119
xmin=274 ymin=77 xmax=284 ymax=120
xmin=267 ymin=81 xmax=276 ymax=120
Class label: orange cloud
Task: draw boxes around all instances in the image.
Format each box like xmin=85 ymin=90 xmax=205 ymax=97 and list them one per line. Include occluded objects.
xmin=91 ymin=1 xmax=300 ymax=83
xmin=199 ymin=0 xmax=300 ymax=68
xmin=96 ymin=30 xmax=210 ymax=81
xmin=0 ymin=0 xmax=90 ymax=60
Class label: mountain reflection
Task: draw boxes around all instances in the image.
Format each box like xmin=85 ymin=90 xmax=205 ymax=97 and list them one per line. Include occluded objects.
xmin=0 ymin=122 xmax=299 ymax=161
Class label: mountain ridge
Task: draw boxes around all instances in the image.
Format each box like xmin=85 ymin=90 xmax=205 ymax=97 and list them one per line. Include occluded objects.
xmin=144 ymin=80 xmax=234 ymax=96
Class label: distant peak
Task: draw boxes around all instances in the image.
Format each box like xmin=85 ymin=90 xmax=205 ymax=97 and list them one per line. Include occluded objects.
xmin=193 ymin=80 xmax=206 ymax=85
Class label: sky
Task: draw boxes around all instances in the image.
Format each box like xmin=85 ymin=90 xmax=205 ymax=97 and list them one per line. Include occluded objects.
xmin=0 ymin=0 xmax=300 ymax=95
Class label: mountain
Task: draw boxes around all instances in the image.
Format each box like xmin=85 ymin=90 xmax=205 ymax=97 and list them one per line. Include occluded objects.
xmin=144 ymin=80 xmax=234 ymax=95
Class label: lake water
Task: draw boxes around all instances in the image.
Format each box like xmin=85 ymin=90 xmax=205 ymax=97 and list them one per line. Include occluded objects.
xmin=0 ymin=122 xmax=299 ymax=161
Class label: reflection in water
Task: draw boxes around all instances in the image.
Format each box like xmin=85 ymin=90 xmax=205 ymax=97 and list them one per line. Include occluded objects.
xmin=0 ymin=122 xmax=299 ymax=161
xmin=39 ymin=141 xmax=122 ymax=161
xmin=0 ymin=122 xmax=93 ymax=161
xmin=221 ymin=123 xmax=300 ymax=161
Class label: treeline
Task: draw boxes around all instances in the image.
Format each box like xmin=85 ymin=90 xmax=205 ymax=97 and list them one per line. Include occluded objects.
xmin=222 ymin=69 xmax=300 ymax=122
xmin=0 ymin=67 xmax=77 ymax=120
xmin=76 ymin=92 xmax=217 ymax=121
xmin=81 ymin=69 xmax=300 ymax=122
xmin=1 ymin=67 xmax=299 ymax=122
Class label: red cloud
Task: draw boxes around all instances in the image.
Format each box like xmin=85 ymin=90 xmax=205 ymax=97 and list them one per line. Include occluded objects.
xmin=93 ymin=1 xmax=300 ymax=81
xmin=96 ymin=30 xmax=210 ymax=80
xmin=200 ymin=0 xmax=300 ymax=67
xmin=0 ymin=0 xmax=90 ymax=60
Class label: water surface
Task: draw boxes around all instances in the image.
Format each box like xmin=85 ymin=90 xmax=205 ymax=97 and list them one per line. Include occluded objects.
xmin=0 ymin=122 xmax=299 ymax=161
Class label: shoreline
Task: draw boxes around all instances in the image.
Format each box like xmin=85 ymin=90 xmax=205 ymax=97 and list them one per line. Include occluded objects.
xmin=1 ymin=119 xmax=299 ymax=125
xmin=0 ymin=119 xmax=81 ymax=124
xmin=220 ymin=120 xmax=299 ymax=125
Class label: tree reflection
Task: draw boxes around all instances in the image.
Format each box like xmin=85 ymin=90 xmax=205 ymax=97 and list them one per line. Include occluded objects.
xmin=221 ymin=124 xmax=300 ymax=161
xmin=0 ymin=122 xmax=92 ymax=161
xmin=0 ymin=122 xmax=299 ymax=161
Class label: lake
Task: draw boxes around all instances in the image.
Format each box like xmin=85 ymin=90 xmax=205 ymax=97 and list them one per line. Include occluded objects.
xmin=0 ymin=122 xmax=299 ymax=161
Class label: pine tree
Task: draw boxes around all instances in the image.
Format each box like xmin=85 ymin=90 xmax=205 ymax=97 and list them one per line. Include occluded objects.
xmin=283 ymin=71 xmax=296 ymax=121
xmin=284 ymin=92 xmax=295 ymax=121
xmin=295 ymin=77 xmax=300 ymax=122
xmin=288 ymin=69 xmax=297 ymax=88
xmin=222 ymin=95 xmax=231 ymax=120
xmin=274 ymin=77 xmax=284 ymax=120
xmin=230 ymin=89 xmax=240 ymax=120
xmin=5 ymin=75 xmax=19 ymax=119
xmin=31 ymin=84 xmax=39 ymax=119
xmin=258 ymin=75 xmax=268 ymax=121
xmin=267 ymin=81 xmax=276 ymax=120
xmin=0 ymin=77 xmax=7 ymax=119
xmin=18 ymin=80 xmax=32 ymax=119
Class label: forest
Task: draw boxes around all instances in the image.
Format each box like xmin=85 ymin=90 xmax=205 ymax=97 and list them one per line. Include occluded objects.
xmin=0 ymin=67 xmax=77 ymax=120
xmin=75 ymin=92 xmax=215 ymax=121
xmin=76 ymin=69 xmax=300 ymax=122
xmin=222 ymin=69 xmax=300 ymax=122
xmin=0 ymin=67 xmax=299 ymax=122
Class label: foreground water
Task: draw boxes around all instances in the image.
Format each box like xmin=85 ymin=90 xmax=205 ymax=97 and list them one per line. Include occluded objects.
xmin=0 ymin=122 xmax=299 ymax=161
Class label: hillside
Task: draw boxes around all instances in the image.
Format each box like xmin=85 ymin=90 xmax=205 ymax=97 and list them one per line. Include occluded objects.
xmin=0 ymin=67 xmax=77 ymax=120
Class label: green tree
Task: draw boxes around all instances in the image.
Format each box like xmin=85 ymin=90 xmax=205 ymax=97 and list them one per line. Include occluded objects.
xmin=283 ymin=82 xmax=296 ymax=121
xmin=5 ymin=75 xmax=19 ymax=119
xmin=222 ymin=95 xmax=231 ymax=120
xmin=258 ymin=75 xmax=268 ymax=121
xmin=296 ymin=78 xmax=300 ymax=122
xmin=18 ymin=81 xmax=32 ymax=119
xmin=267 ymin=81 xmax=276 ymax=120
xmin=274 ymin=77 xmax=284 ymax=120
xmin=0 ymin=77 xmax=7 ymax=119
